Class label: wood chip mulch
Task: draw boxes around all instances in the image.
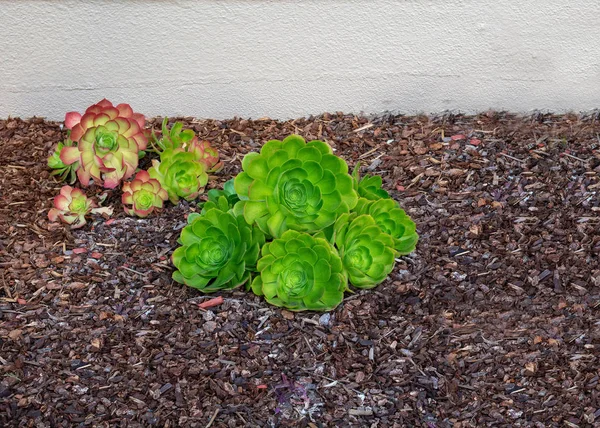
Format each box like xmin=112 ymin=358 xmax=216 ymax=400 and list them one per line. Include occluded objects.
xmin=1 ymin=112 xmax=599 ymax=427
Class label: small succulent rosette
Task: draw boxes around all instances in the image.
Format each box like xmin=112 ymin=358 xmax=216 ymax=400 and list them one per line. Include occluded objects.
xmin=352 ymin=162 xmax=391 ymax=201
xmin=48 ymin=185 xmax=111 ymax=229
xmin=152 ymin=117 xmax=196 ymax=152
xmin=251 ymin=230 xmax=348 ymax=311
xmin=60 ymin=99 xmax=147 ymax=188
xmin=333 ymin=213 xmax=396 ymax=289
xmin=353 ymin=198 xmax=418 ymax=255
xmin=121 ymin=171 xmax=168 ymax=218
xmin=152 ymin=118 xmax=223 ymax=172
xmin=148 ymin=148 xmax=208 ymax=204
xmin=188 ymin=139 xmax=223 ymax=173
xmin=171 ymin=207 xmax=265 ymax=292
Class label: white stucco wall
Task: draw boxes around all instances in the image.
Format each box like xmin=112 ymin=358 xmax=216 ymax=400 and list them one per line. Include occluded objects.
xmin=1 ymin=0 xmax=599 ymax=120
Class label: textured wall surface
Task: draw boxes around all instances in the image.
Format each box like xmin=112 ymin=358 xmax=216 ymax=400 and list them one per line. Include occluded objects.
xmin=1 ymin=0 xmax=599 ymax=120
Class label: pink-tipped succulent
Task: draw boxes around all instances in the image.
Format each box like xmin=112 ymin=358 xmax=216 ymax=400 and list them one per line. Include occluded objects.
xmin=48 ymin=186 xmax=108 ymax=229
xmin=60 ymin=99 xmax=148 ymax=189
xmin=188 ymin=139 xmax=223 ymax=173
xmin=121 ymin=170 xmax=169 ymax=218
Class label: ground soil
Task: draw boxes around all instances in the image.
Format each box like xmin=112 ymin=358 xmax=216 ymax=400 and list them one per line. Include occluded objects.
xmin=1 ymin=112 xmax=599 ymax=427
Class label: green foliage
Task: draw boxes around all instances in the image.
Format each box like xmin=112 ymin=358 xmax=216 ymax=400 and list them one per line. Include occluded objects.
xmin=169 ymin=133 xmax=419 ymax=312
xmin=121 ymin=170 xmax=168 ymax=218
xmin=234 ymin=134 xmax=358 ymax=238
xmin=151 ymin=117 xmax=196 ymax=152
xmin=48 ymin=136 xmax=78 ymax=184
xmin=148 ymin=148 xmax=209 ymax=204
xmin=199 ymin=179 xmax=239 ymax=214
xmin=333 ymin=213 xmax=396 ymax=288
xmin=171 ymin=206 xmax=265 ymax=292
xmin=354 ymin=198 xmax=418 ymax=255
xmin=250 ymin=230 xmax=347 ymax=311
xmin=352 ymin=162 xmax=390 ymax=201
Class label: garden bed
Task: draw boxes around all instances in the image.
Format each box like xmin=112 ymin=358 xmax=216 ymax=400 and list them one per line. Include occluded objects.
xmin=1 ymin=112 xmax=599 ymax=426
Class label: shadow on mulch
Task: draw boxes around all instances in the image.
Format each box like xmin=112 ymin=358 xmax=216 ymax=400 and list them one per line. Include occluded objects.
xmin=0 ymin=112 xmax=599 ymax=427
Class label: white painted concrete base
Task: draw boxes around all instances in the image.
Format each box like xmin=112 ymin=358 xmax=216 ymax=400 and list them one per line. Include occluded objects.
xmin=1 ymin=0 xmax=599 ymax=120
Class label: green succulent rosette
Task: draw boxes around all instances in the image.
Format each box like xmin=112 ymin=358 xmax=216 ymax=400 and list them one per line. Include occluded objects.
xmin=234 ymin=135 xmax=358 ymax=238
xmin=250 ymin=230 xmax=347 ymax=311
xmin=354 ymin=198 xmax=418 ymax=255
xmin=333 ymin=213 xmax=396 ymax=288
xmin=352 ymin=163 xmax=391 ymax=201
xmin=149 ymin=148 xmax=208 ymax=204
xmin=171 ymin=207 xmax=265 ymax=292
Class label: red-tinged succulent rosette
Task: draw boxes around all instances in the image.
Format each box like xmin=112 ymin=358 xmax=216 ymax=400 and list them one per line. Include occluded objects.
xmin=188 ymin=139 xmax=223 ymax=173
xmin=48 ymin=185 xmax=97 ymax=229
xmin=60 ymin=99 xmax=148 ymax=189
xmin=121 ymin=170 xmax=169 ymax=218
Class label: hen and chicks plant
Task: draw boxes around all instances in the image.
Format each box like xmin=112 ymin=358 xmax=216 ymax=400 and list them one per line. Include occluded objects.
xmin=172 ymin=134 xmax=419 ymax=312
xmin=47 ymin=102 xmax=417 ymax=312
xmin=59 ymin=99 xmax=148 ymax=189
xmin=47 ymin=102 xmax=222 ymax=226
xmin=47 ymin=186 xmax=111 ymax=229
xmin=234 ymin=135 xmax=358 ymax=238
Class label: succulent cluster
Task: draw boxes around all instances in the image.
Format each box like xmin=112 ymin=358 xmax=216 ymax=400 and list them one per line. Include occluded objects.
xmin=48 ymin=103 xmax=416 ymax=312
xmin=47 ymin=100 xmax=222 ymax=228
xmin=172 ymin=134 xmax=419 ymax=312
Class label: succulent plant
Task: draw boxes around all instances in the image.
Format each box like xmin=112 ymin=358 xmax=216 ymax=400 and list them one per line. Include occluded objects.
xmin=121 ymin=170 xmax=169 ymax=217
xmin=151 ymin=117 xmax=196 ymax=152
xmin=250 ymin=230 xmax=347 ymax=311
xmin=333 ymin=213 xmax=396 ymax=288
xmin=188 ymin=139 xmax=223 ymax=173
xmin=148 ymin=148 xmax=208 ymax=204
xmin=352 ymin=163 xmax=390 ymax=201
xmin=354 ymin=198 xmax=418 ymax=255
xmin=152 ymin=118 xmax=223 ymax=173
xmin=48 ymin=185 xmax=111 ymax=229
xmin=171 ymin=207 xmax=265 ymax=292
xmin=199 ymin=179 xmax=239 ymax=214
xmin=48 ymin=136 xmax=78 ymax=184
xmin=234 ymin=135 xmax=358 ymax=238
xmin=60 ymin=99 xmax=147 ymax=188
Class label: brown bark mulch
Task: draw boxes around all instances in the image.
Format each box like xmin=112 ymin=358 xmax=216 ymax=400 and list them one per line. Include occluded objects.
xmin=1 ymin=112 xmax=599 ymax=427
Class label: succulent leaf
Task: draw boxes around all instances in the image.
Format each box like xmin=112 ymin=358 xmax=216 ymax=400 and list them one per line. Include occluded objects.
xmin=354 ymin=198 xmax=418 ymax=255
xmin=198 ymin=179 xmax=240 ymax=214
xmin=251 ymin=230 xmax=347 ymax=311
xmin=234 ymin=135 xmax=358 ymax=238
xmin=121 ymin=170 xmax=169 ymax=217
xmin=171 ymin=206 xmax=265 ymax=292
xmin=48 ymin=137 xmax=79 ymax=184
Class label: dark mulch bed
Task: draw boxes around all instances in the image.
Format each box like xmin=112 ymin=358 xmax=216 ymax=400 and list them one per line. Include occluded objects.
xmin=1 ymin=112 xmax=599 ymax=427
